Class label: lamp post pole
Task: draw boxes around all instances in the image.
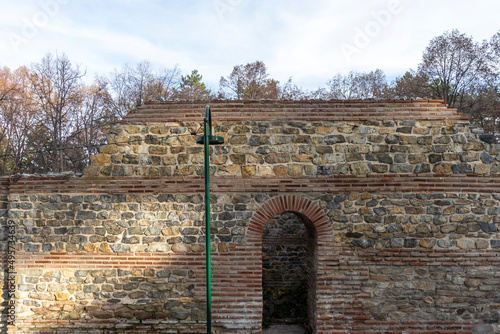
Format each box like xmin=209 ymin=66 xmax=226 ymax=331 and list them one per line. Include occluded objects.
xmin=196 ymin=105 xmax=224 ymax=334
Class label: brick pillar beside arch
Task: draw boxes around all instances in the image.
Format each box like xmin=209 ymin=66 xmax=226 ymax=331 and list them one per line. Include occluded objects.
xmin=211 ymin=195 xmax=334 ymax=333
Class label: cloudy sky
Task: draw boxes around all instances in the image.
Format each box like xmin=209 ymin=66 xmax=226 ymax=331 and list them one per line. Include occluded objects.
xmin=1 ymin=0 xmax=499 ymax=91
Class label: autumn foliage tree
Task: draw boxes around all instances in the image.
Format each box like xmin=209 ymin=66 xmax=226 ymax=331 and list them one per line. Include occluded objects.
xmin=0 ymin=54 xmax=118 ymax=175
xmin=219 ymin=61 xmax=280 ymax=99
xmin=0 ymin=66 xmax=38 ymax=174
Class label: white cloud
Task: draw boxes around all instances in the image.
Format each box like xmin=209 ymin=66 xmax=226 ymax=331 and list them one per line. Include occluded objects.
xmin=0 ymin=0 xmax=499 ymax=91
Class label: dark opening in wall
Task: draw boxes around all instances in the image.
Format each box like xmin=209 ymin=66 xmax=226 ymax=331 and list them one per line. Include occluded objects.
xmin=262 ymin=211 xmax=317 ymax=331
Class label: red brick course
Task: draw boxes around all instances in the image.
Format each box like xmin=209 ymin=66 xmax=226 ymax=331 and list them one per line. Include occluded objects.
xmin=5 ymin=174 xmax=500 ymax=194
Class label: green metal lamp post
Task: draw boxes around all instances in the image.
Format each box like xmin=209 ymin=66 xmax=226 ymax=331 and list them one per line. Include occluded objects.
xmin=196 ymin=105 xmax=224 ymax=333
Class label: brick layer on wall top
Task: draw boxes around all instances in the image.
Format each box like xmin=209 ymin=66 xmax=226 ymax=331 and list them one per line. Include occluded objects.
xmin=122 ymin=100 xmax=463 ymax=123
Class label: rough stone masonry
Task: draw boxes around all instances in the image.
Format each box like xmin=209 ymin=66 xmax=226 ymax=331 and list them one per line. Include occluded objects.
xmin=1 ymin=100 xmax=500 ymax=333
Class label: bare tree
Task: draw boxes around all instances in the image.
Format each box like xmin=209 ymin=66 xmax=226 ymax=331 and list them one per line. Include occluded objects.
xmin=278 ymin=77 xmax=307 ymax=100
xmin=105 ymin=61 xmax=153 ymax=118
xmin=145 ymin=66 xmax=181 ymax=101
xmin=415 ymin=30 xmax=500 ymax=135
xmin=126 ymin=61 xmax=154 ymax=105
xmin=65 ymin=79 xmax=115 ymax=172
xmin=104 ymin=69 xmax=133 ymax=119
xmin=489 ymin=30 xmax=500 ymax=75
xmin=324 ymin=70 xmax=389 ymax=100
xmin=417 ymin=29 xmax=491 ymax=107
xmin=105 ymin=61 xmax=181 ymax=118
xmin=28 ymin=53 xmax=86 ymax=173
xmin=462 ymin=84 xmax=500 ymax=135
xmin=391 ymin=70 xmax=434 ymax=99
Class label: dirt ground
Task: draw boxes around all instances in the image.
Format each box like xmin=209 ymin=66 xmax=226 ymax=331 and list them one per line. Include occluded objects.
xmin=262 ymin=324 xmax=308 ymax=333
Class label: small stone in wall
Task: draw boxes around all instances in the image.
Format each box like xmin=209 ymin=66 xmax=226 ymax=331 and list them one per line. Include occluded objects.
xmin=474 ymin=164 xmax=490 ymax=174
xmin=242 ymin=165 xmax=256 ymax=177
xmin=419 ymin=239 xmax=436 ymax=249
xmin=170 ymin=307 xmax=190 ymax=320
xmin=490 ymin=240 xmax=500 ymax=248
xmin=351 ymin=239 xmax=373 ymax=248
xmin=433 ymin=162 xmax=453 ymax=174
xmin=480 ymin=152 xmax=495 ymax=164
xmin=385 ymin=134 xmax=399 ymax=144
xmin=475 ymin=239 xmax=489 ymax=249
xmin=479 ymin=223 xmax=498 ymax=233
xmin=171 ymin=244 xmax=188 ymax=253
xmin=457 ymin=239 xmax=475 ymax=250
xmin=350 ymin=162 xmax=370 ymax=174
xmin=479 ymin=134 xmax=496 ymax=144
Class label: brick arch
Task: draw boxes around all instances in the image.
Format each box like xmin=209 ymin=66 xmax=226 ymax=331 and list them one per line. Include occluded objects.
xmin=247 ymin=195 xmax=333 ymax=243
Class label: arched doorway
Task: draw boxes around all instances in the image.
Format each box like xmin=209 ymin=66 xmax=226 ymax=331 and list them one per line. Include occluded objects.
xmin=262 ymin=211 xmax=317 ymax=331
xmin=247 ymin=195 xmax=333 ymax=333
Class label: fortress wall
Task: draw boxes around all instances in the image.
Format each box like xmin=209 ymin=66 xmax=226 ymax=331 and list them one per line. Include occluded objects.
xmin=2 ymin=100 xmax=500 ymax=333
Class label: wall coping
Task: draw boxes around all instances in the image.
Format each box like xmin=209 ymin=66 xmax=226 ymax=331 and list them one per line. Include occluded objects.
xmin=122 ymin=99 xmax=465 ymax=123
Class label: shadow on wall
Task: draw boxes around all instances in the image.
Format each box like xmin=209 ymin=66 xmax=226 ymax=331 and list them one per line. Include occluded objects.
xmin=8 ymin=258 xmax=208 ymax=333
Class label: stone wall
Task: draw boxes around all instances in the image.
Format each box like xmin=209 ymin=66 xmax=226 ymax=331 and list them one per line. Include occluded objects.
xmin=86 ymin=113 xmax=499 ymax=179
xmin=2 ymin=100 xmax=500 ymax=333
xmin=262 ymin=212 xmax=308 ymax=288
